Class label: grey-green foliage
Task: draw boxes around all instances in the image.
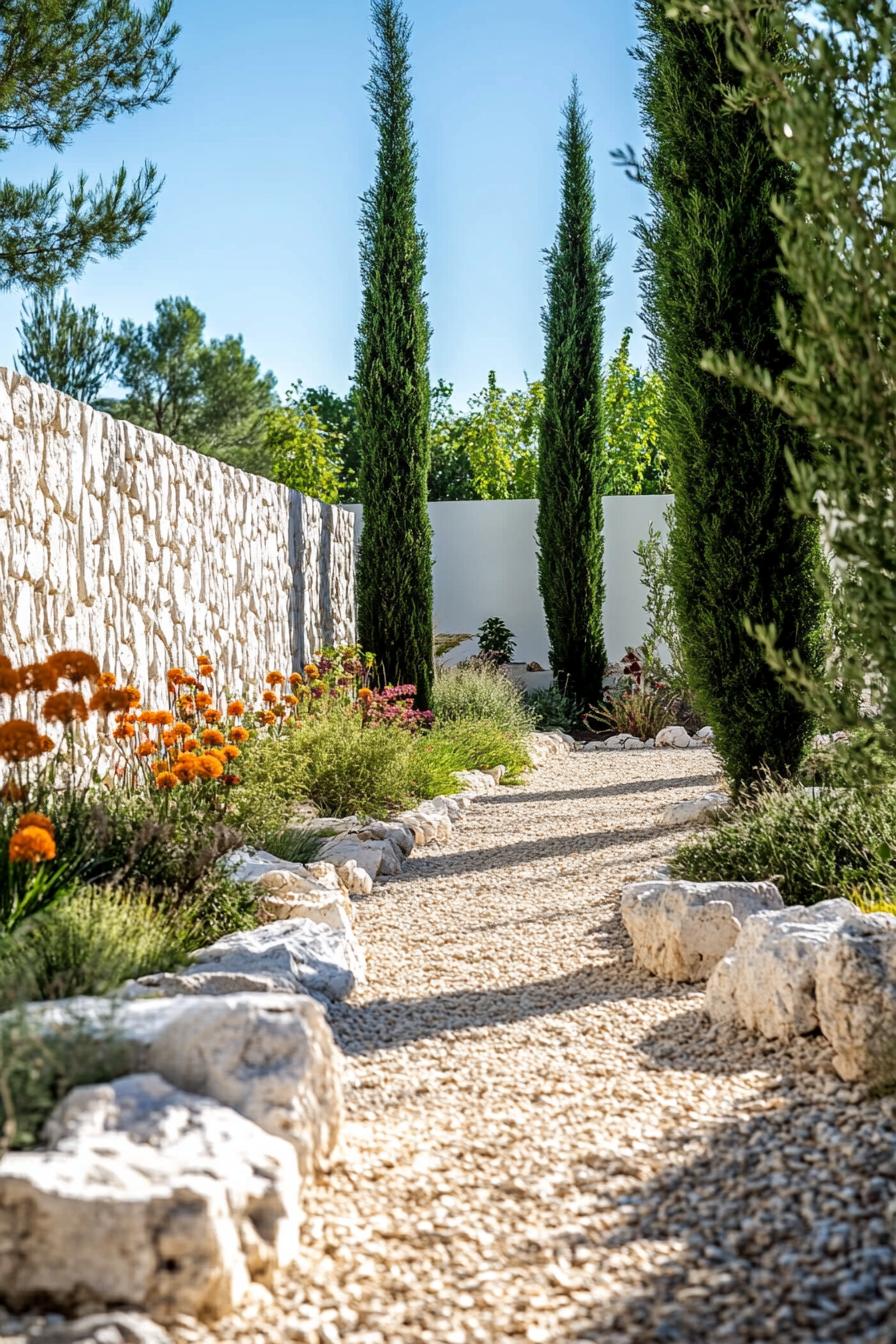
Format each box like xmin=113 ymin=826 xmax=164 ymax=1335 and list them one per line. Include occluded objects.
xmin=0 ymin=885 xmax=187 ymax=1008
xmin=17 ymin=289 xmax=116 ymax=401
xmin=537 ymin=80 xmax=614 ymax=707
xmin=0 ymin=2 xmax=178 ymax=291
xmin=433 ymin=664 xmax=534 ymax=737
xmin=673 ymin=0 xmax=896 ymax=779
xmin=635 ymin=508 xmax=687 ymax=690
xmin=631 ymin=0 xmax=821 ymax=794
xmin=355 ymin=0 xmax=434 ymax=709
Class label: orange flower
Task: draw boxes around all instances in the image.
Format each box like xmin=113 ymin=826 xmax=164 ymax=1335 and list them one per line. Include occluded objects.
xmin=172 ymin=757 xmax=199 ymax=783
xmin=357 ymin=687 xmax=374 ymax=703
xmin=203 ymin=708 xmax=222 ymax=724
xmin=304 ymin=663 xmax=319 ymax=679
xmin=96 ymin=671 xmax=117 ymax=689
xmin=137 ymin=740 xmax=156 ymax=758
xmin=207 ymin=747 xmax=228 ymax=763
xmin=112 ymin=722 xmax=136 ymax=741
xmin=19 ymin=662 xmax=59 ymax=693
xmin=222 ymin=744 xmax=240 ymax=761
xmin=227 ymin=699 xmax=245 ymax=717
xmin=9 ymin=825 xmax=56 ymax=863
xmin=0 ymin=720 xmax=55 ymax=761
xmin=45 ymin=651 xmax=99 ymax=684
xmin=195 ymin=753 xmax=224 ymax=780
xmin=222 ymin=773 xmax=241 ymax=787
xmin=283 ymin=694 xmax=298 ymax=707
xmin=195 ymin=692 xmax=213 ymax=710
xmin=183 ymin=736 xmax=200 ymax=752
xmin=173 ymin=721 xmax=192 ymax=738
xmin=43 ymin=691 xmax=89 ymax=725
xmin=201 ymin=728 xmax=225 ymax=747
xmin=155 ymin=771 xmax=179 ymax=791
xmin=89 ymin=686 xmax=134 ymax=715
xmin=121 ymin=686 xmax=142 ymax=708
xmin=138 ymin=709 xmax=174 ymax=727
xmin=229 ymin=725 xmax=249 ymax=743
xmin=259 ymin=710 xmax=276 ymax=727
xmin=0 ymin=664 xmax=19 ymax=696
xmin=266 ymin=671 xmax=285 ymax=687
xmin=262 ymin=690 xmax=278 ymax=705
xmin=15 ymin=812 xmax=54 ymax=836
xmin=167 ymin=667 xmax=187 ymax=688
xmin=289 ymin=671 xmax=303 ymax=686
xmin=161 ymin=728 xmax=177 ymax=749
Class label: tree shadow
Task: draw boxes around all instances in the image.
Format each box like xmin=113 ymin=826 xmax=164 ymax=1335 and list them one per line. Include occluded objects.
xmin=570 ymin=1085 xmax=896 ymax=1343
xmin=398 ymin=821 xmax=678 ymax=881
xmin=482 ymin=775 xmax=720 ymax=805
xmin=330 ymin=963 xmax=672 ymax=1057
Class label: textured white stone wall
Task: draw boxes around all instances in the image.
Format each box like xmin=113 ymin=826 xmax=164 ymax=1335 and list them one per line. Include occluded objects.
xmin=0 ymin=369 xmax=356 ymax=700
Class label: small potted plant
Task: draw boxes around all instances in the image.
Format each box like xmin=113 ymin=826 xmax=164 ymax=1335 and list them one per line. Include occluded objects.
xmin=476 ymin=617 xmax=516 ymax=666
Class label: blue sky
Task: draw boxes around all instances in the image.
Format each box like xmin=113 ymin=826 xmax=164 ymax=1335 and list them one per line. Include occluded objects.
xmin=0 ymin=0 xmax=648 ymax=404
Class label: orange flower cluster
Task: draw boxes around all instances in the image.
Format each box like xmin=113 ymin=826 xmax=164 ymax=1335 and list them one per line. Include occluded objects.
xmin=8 ymin=811 xmax=56 ymax=864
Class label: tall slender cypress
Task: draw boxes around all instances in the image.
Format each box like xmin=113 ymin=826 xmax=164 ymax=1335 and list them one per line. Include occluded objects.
xmin=355 ymin=0 xmax=433 ymax=707
xmin=537 ymin=81 xmax=614 ymax=706
xmin=634 ymin=2 xmax=820 ymax=790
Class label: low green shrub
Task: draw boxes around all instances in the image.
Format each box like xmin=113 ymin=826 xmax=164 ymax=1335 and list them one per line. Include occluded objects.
xmin=231 ymin=731 xmax=310 ymax=841
xmin=0 ymin=1007 xmax=129 ymax=1152
xmin=525 ymin=684 xmax=579 ymax=733
xmin=412 ymin=719 xmax=531 ymax=788
xmin=0 ymin=885 xmax=190 ymax=1008
xmin=289 ymin=714 xmax=420 ymax=818
xmin=671 ymin=783 xmax=896 ymax=905
xmin=433 ymin=664 xmax=533 ymax=736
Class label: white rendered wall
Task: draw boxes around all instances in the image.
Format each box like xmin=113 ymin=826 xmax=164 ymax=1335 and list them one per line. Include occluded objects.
xmin=350 ymin=495 xmax=673 ymax=669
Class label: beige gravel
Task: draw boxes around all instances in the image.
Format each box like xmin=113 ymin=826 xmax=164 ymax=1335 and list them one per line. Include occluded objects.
xmin=40 ymin=750 xmax=896 ymax=1343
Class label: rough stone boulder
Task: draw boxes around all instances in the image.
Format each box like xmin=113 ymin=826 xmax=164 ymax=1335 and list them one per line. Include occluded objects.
xmin=30 ymin=1313 xmax=173 ymax=1343
xmin=189 ymin=919 xmax=365 ymax=1000
xmin=655 ymin=725 xmax=694 ymax=749
xmin=815 ymin=912 xmax=896 ymax=1084
xmin=317 ymin=835 xmax=403 ymax=880
xmin=353 ymin=818 xmax=416 ymax=856
xmin=16 ymin=994 xmax=343 ymax=1172
xmin=250 ymin=869 xmax=354 ymax=933
xmin=453 ymin=769 xmax=499 ymax=795
xmin=0 ymin=1073 xmax=301 ymax=1320
xmin=660 ymin=792 xmax=730 ymax=828
xmin=621 ymin=880 xmax=782 ymax=982
xmin=705 ymin=899 xmax=857 ymax=1039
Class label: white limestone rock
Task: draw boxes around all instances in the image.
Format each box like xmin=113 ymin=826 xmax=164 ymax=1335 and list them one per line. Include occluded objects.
xmin=223 ymin=848 xmax=329 ymax=888
xmin=621 ymin=880 xmax=783 ymax=982
xmin=353 ymin=819 xmax=415 ymax=856
xmin=317 ymin=837 xmax=386 ymax=880
xmin=815 ymin=912 xmax=896 ymax=1084
xmin=623 ymin=736 xmax=646 ymax=750
xmin=706 ymin=899 xmax=857 ymax=1039
xmin=603 ymin=734 xmax=634 ymax=750
xmin=47 ymin=1072 xmax=301 ymax=1280
xmin=189 ymin=919 xmax=365 ymax=1001
xmin=331 ymin=858 xmax=374 ymax=897
xmin=453 ymin=769 xmax=499 ymax=794
xmin=655 ymin=725 xmax=694 ymax=749
xmin=696 ymin=725 xmax=715 ymax=741
xmin=30 ymin=1313 xmax=173 ymax=1343
xmin=660 ymin=792 xmax=730 ymax=828
xmin=252 ymin=870 xmax=354 ymax=933
xmin=30 ymin=1313 xmax=173 ymax=1344
xmin=0 ymin=1073 xmax=300 ymax=1321
xmin=16 ymin=994 xmax=343 ymax=1173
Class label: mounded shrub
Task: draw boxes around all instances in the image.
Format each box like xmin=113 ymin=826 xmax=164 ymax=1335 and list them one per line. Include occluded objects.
xmin=433 ymin=664 xmax=533 ymax=737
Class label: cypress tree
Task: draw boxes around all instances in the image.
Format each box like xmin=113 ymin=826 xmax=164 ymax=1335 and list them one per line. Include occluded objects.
xmin=355 ymin=0 xmax=433 ymax=708
xmin=633 ymin=1 xmax=821 ymax=791
xmin=537 ymin=81 xmax=614 ymax=706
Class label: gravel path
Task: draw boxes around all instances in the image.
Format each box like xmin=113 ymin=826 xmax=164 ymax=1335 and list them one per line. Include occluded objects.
xmin=188 ymin=750 xmax=896 ymax=1344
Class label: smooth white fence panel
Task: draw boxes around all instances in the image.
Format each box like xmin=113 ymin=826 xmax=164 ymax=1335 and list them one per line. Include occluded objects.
xmin=350 ymin=496 xmax=673 ymax=669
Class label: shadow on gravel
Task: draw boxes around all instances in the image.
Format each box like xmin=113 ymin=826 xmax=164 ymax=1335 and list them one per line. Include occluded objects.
xmin=401 ymin=823 xmax=672 ymax=880
xmin=571 ymin=1097 xmax=896 ymax=1344
xmin=330 ymin=964 xmax=663 ymax=1056
xmin=481 ymin=775 xmax=719 ymax=805
xmin=635 ymin=1006 xmax=755 ymax=1075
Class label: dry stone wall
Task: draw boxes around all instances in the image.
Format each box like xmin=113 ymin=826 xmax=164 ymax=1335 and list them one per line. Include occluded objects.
xmin=0 ymin=369 xmax=356 ymax=699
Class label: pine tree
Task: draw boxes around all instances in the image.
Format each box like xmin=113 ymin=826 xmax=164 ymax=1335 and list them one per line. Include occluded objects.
xmin=0 ymin=2 xmax=178 ymax=291
xmin=355 ymin=0 xmax=433 ymax=707
xmin=537 ymin=81 xmax=613 ymax=706
xmin=632 ymin=1 xmax=821 ymax=791
xmin=17 ymin=290 xmax=116 ymax=402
